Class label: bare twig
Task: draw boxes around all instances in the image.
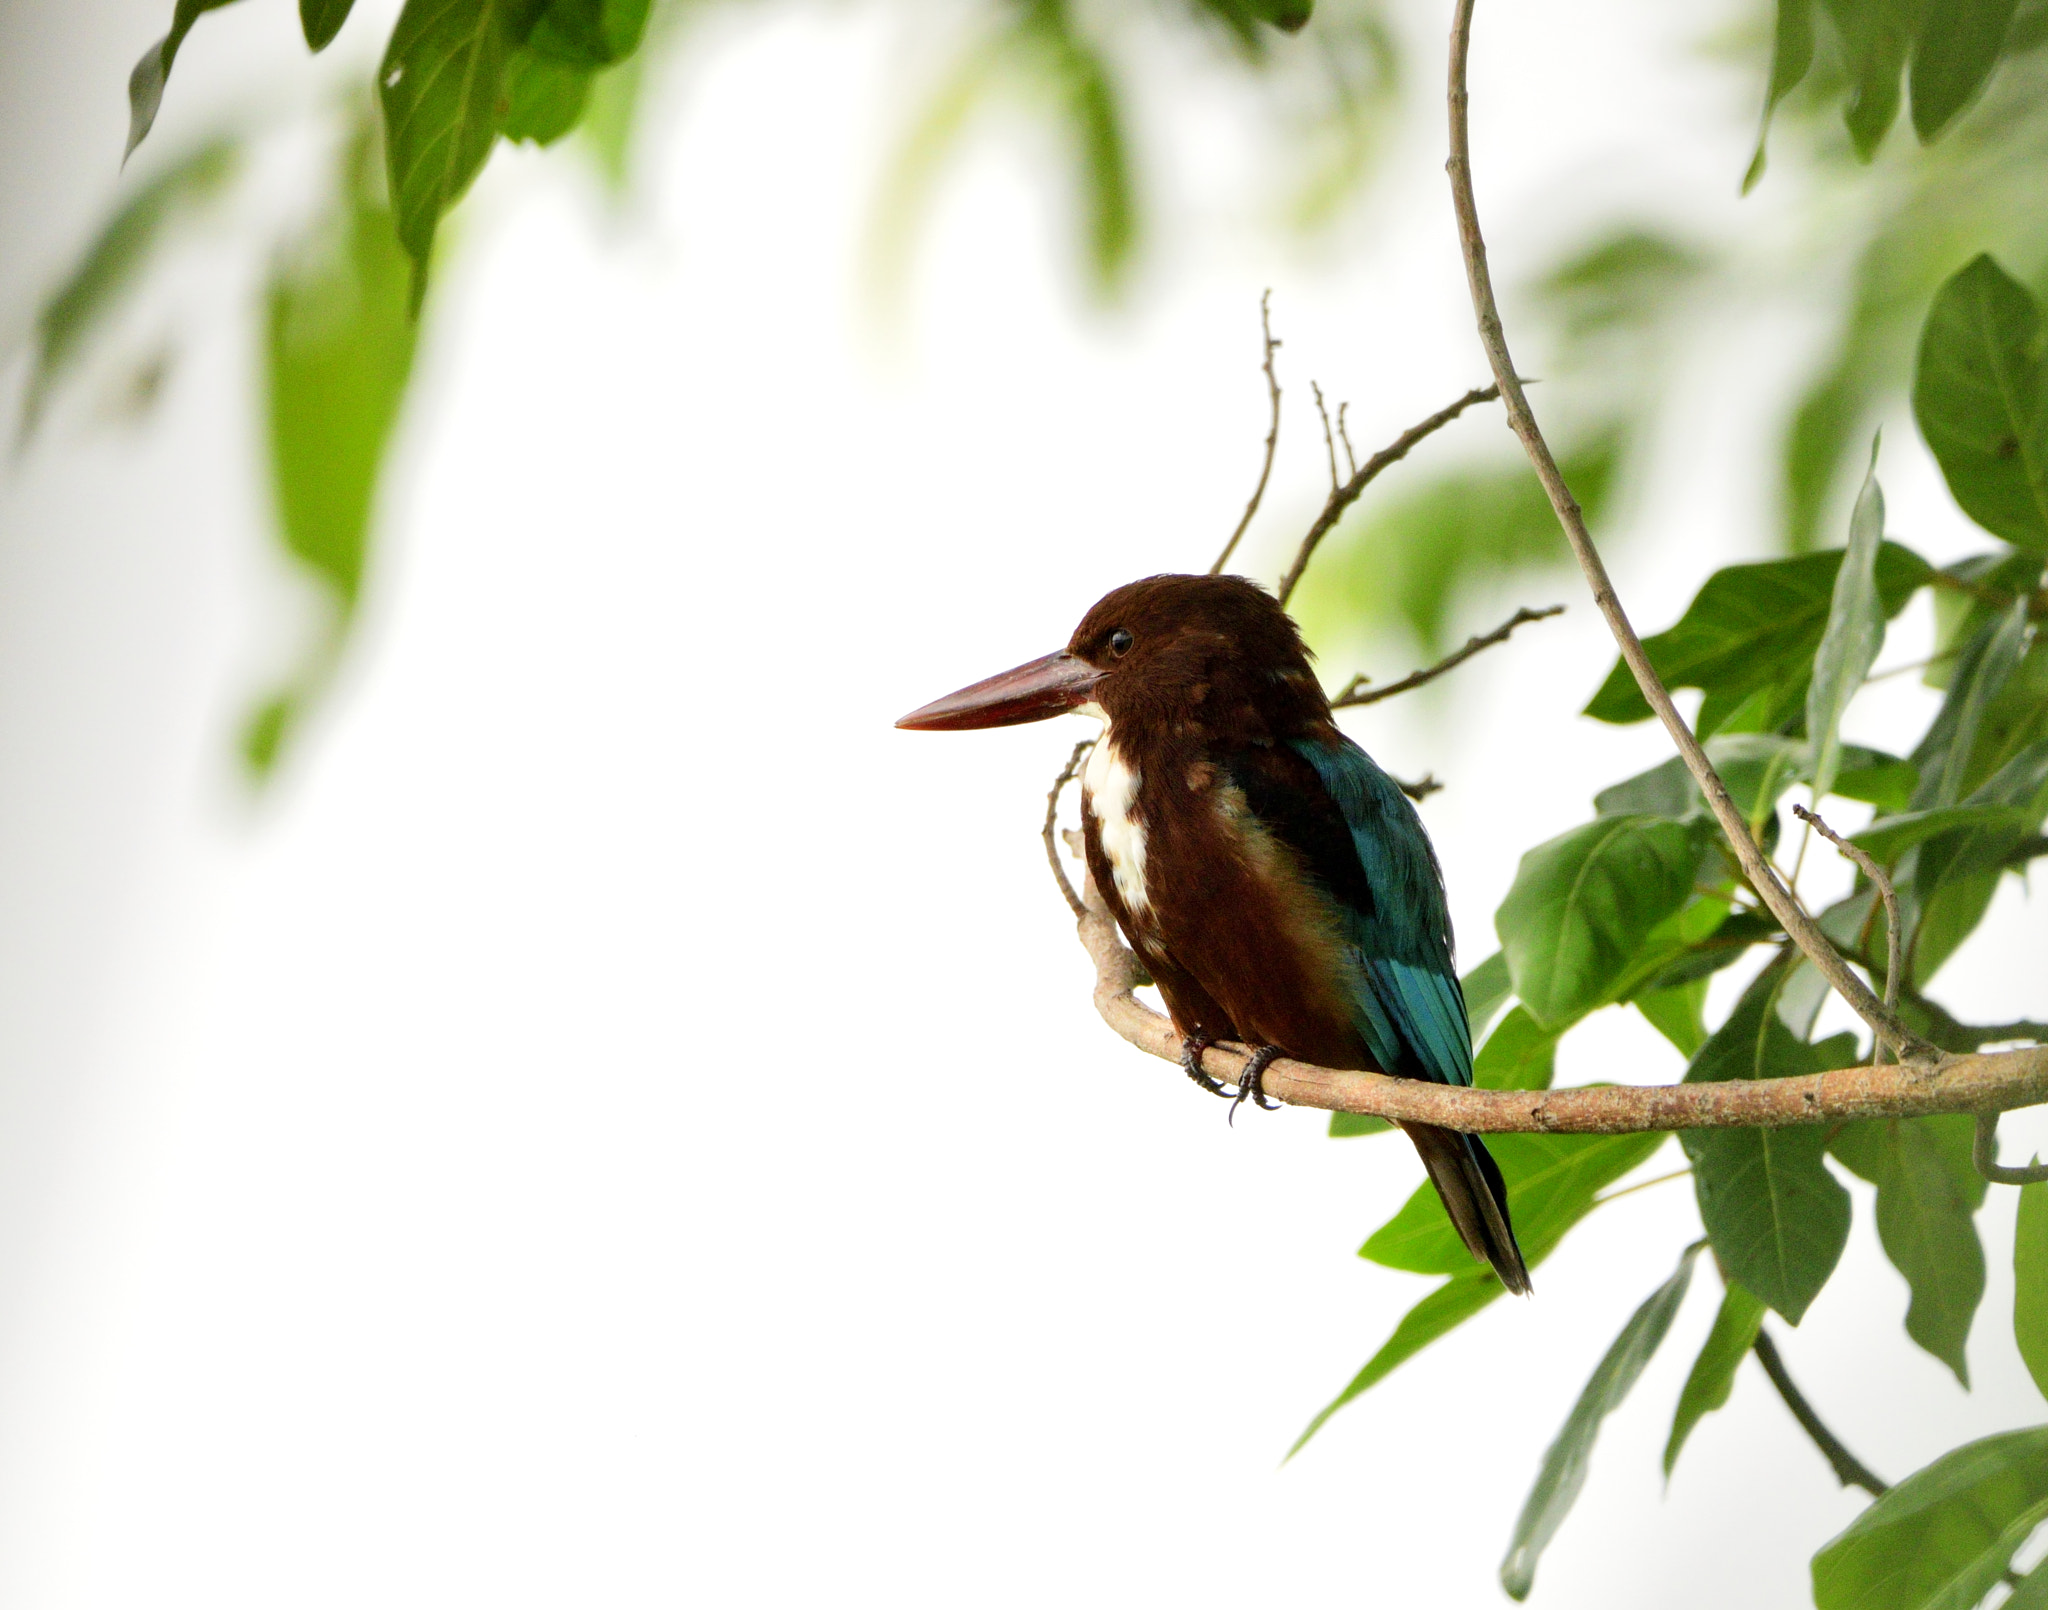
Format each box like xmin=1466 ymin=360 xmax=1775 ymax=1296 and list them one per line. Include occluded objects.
xmin=1751 ymin=1329 xmax=1889 ymax=1498
xmin=1396 ymin=773 xmax=1443 ymax=801
xmin=1210 ymin=292 xmax=1283 ymax=577
xmin=1332 ymin=605 xmax=1564 ymax=709
xmin=1273 ymin=383 xmax=1501 ymax=608
xmin=1042 ymin=740 xmax=1095 ymax=918
xmin=1336 ymin=401 xmax=1358 ymax=479
xmin=1593 ymin=1166 xmax=1691 ymax=1205
xmin=1792 ymin=804 xmax=1902 ymax=1033
xmin=1311 ymin=381 xmax=1341 ymax=494
xmin=1974 ymin=1112 xmax=2048 ymax=1185
xmin=1075 ymin=873 xmax=2048 ymax=1131
xmin=1443 ymin=0 xmax=1932 ymax=1064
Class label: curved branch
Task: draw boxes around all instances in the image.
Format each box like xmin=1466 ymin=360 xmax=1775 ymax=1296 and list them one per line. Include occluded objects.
xmin=1974 ymin=1112 xmax=2048 ymax=1185
xmin=1443 ymin=0 xmax=1934 ymax=1064
xmin=1211 ymin=291 xmax=1283 ymax=576
xmin=1042 ymin=739 xmax=1095 ymax=918
xmin=1077 ymin=879 xmax=2048 ymax=1133
xmin=1752 ymin=1329 xmax=1888 ymax=1497
xmin=1332 ymin=604 xmax=1563 ymax=709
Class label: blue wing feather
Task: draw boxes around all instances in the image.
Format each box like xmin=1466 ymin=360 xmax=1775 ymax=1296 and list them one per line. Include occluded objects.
xmin=1287 ymin=737 xmax=1474 ymax=1088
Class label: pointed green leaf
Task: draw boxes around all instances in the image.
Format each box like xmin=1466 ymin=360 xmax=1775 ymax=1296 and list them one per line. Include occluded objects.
xmin=499 ymin=47 xmax=593 ymax=143
xmin=2017 ymin=1183 xmax=2048 ymax=1399
xmin=1812 ymin=1426 xmax=2048 ymax=1610
xmin=1461 ymin=951 xmax=1514 ymax=1043
xmin=1637 ymin=979 xmax=1710 ymax=1057
xmin=1854 ymin=803 xmax=2032 ymax=864
xmin=1680 ymin=967 xmax=1855 ymax=1323
xmin=1584 ymin=543 xmax=1932 ymax=736
xmin=1830 ymin=1116 xmax=1987 ymax=1384
xmin=1744 ymin=0 xmax=1815 ymax=191
xmin=527 ymin=0 xmax=650 ymax=65
xmin=301 ymin=0 xmax=358 ymax=50
xmin=1473 ymin=1006 xmax=1559 ymax=1092
xmin=125 ymin=0 xmax=244 ymax=160
xmin=1495 ymin=815 xmax=1699 ymax=1031
xmin=1913 ymin=255 xmax=2048 ymax=553
xmin=1822 ymin=0 xmax=1921 ymax=159
xmin=1809 ymin=442 xmax=1889 ymax=800
xmin=22 ymin=137 xmax=237 ymax=440
xmin=1912 ymin=599 xmax=2032 ymax=810
xmin=1500 ymin=1244 xmax=1703 ymax=1600
xmin=1910 ymin=0 xmax=2019 ymax=141
xmin=1665 ymin=1280 xmax=1766 ymax=1476
xmin=1022 ymin=0 xmax=1135 ymax=295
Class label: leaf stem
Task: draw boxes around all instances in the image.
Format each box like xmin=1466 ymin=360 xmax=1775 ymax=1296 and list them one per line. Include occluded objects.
xmin=1752 ymin=1327 xmax=1888 ymax=1498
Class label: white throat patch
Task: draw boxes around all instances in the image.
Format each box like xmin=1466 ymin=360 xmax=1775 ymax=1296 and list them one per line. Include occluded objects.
xmin=1084 ymin=731 xmax=1149 ymax=917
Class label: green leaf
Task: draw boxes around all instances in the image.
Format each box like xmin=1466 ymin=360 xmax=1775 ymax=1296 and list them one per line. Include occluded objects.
xmin=1495 ymin=815 xmax=1699 ymax=1031
xmin=21 ymin=137 xmax=237 ymax=440
xmin=1664 ymin=1280 xmax=1766 ymax=1477
xmin=379 ymin=0 xmax=536 ymax=287
xmin=125 ymin=0 xmax=244 ymax=160
xmin=1680 ymin=967 xmax=1855 ymax=1323
xmin=1636 ymin=979 xmax=1710 ymax=1057
xmin=1910 ymin=0 xmax=2020 ymax=140
xmin=1584 ymin=543 xmax=1932 ymax=738
xmin=2006 ymin=1557 xmax=2048 ymax=1610
xmin=527 ymin=0 xmax=650 ymax=66
xmin=1812 ymin=1426 xmax=2048 ymax=1610
xmin=248 ymin=128 xmax=420 ymax=776
xmin=499 ymin=47 xmax=593 ymax=144
xmin=1461 ymin=951 xmax=1514 ymax=1043
xmin=1024 ymin=0 xmax=1136 ymax=295
xmin=1854 ymin=803 xmax=2033 ymax=864
xmin=1297 ymin=1128 xmax=1668 ymax=1455
xmin=1835 ymin=746 xmax=1921 ymax=812
xmin=1822 ymin=0 xmax=1924 ymax=159
xmin=1913 ymin=255 xmax=2048 ymax=553
xmin=1830 ymin=1116 xmax=1987 ymax=1384
xmin=1503 ymin=1245 xmax=1704 ymax=1600
xmin=301 ymin=0 xmax=357 ymax=50
xmin=1194 ymin=0 xmax=1312 ymax=42
xmin=2017 ymin=1183 xmax=2048 ymax=1398
xmin=1912 ymin=600 xmax=2032 ymax=809
xmin=1809 ymin=441 xmax=1890 ymax=800
xmin=1473 ymin=1006 xmax=1559 ymax=1092
xmin=1744 ymin=0 xmax=1815 ymax=192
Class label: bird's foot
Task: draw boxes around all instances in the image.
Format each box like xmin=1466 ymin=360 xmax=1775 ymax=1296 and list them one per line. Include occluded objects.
xmin=1228 ymin=1045 xmax=1285 ymax=1125
xmin=1180 ymin=1035 xmax=1232 ymax=1098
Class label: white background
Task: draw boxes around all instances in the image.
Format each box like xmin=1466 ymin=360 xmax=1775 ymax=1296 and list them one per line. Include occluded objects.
xmin=0 ymin=0 xmax=2044 ymax=1604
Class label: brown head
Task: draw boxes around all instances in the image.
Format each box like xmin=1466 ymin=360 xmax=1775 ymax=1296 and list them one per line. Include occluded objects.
xmin=895 ymin=573 xmax=1330 ymax=742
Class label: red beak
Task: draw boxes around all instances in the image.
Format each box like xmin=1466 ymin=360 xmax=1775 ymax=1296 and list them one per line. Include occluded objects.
xmin=895 ymin=651 xmax=1103 ymax=731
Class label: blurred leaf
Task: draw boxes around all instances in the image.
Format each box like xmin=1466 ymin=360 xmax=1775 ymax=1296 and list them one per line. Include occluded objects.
xmin=1911 ymin=0 xmax=2021 ymax=140
xmin=1812 ymin=1427 xmax=2048 ymax=1610
xmin=1664 ymin=1280 xmax=1766 ymax=1477
xmin=1835 ymin=746 xmax=1921 ymax=810
xmin=1823 ymin=0 xmax=1923 ymax=159
xmin=1854 ymin=802 xmax=2033 ymax=862
xmin=1500 ymin=1244 xmax=1702 ymax=1600
xmin=1495 ymin=815 xmax=1700 ymax=1031
xmin=1194 ymin=0 xmax=1312 ymax=44
xmin=1637 ymin=978 xmax=1710 ymax=1057
xmin=1911 ymin=599 xmax=2031 ymax=808
xmin=1809 ymin=441 xmax=1889 ymax=799
xmin=2017 ymin=1182 xmax=2048 ymax=1397
xmin=500 ymin=47 xmax=593 ymax=144
xmin=21 ymin=137 xmax=237 ymax=440
xmin=301 ymin=0 xmax=357 ymax=51
xmin=1745 ymin=0 xmax=1816 ymax=191
xmin=1912 ymin=869 xmax=2003 ymax=986
xmin=248 ymin=128 xmax=420 ymax=775
xmin=1472 ymin=1006 xmax=1558 ymax=1092
xmin=1914 ymin=255 xmax=2048 ymax=552
xmin=1830 ymin=1115 xmax=1987 ymax=1384
xmin=1295 ymin=1128 xmax=1666 ymax=1453
xmin=528 ymin=0 xmax=649 ymax=64
xmin=1586 ymin=543 xmax=1931 ymax=736
xmin=380 ymin=0 xmax=541 ymax=290
xmin=1022 ymin=0 xmax=1136 ymax=294
xmin=126 ymin=0 xmax=244 ymax=160
xmin=1680 ymin=966 xmax=1856 ymax=1323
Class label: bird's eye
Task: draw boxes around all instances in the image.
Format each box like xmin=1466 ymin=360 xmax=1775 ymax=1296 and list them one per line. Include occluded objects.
xmin=1108 ymin=628 xmax=1134 ymax=657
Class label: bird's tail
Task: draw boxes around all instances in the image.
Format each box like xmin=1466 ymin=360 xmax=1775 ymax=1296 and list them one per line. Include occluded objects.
xmin=1400 ymin=1121 xmax=1532 ymax=1296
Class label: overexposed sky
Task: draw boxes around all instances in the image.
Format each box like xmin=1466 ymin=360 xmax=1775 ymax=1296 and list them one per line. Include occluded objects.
xmin=0 ymin=0 xmax=2043 ymax=1605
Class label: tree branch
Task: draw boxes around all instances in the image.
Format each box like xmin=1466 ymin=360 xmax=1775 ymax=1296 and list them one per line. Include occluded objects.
xmin=1076 ymin=874 xmax=2048 ymax=1132
xmin=1331 ymin=605 xmax=1563 ymax=709
xmin=1974 ymin=1112 xmax=2048 ymax=1185
xmin=1043 ymin=739 xmax=1095 ymax=918
xmin=1792 ymin=804 xmax=1902 ymax=1032
xmin=1751 ymin=1328 xmax=1889 ymax=1498
xmin=1210 ymin=291 xmax=1283 ymax=577
xmin=1443 ymin=0 xmax=1934 ymax=1064
xmin=1272 ymin=383 xmax=1500 ymax=608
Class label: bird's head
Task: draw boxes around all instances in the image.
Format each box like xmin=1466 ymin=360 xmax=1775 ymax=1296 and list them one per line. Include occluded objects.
xmin=895 ymin=573 xmax=1326 ymax=738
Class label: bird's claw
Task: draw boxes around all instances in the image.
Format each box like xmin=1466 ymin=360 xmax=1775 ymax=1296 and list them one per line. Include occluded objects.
xmin=1180 ymin=1035 xmax=1232 ymax=1098
xmin=1228 ymin=1046 xmax=1285 ymax=1124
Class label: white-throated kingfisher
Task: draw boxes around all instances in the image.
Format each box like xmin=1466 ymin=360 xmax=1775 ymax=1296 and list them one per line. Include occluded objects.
xmin=897 ymin=574 xmax=1529 ymax=1294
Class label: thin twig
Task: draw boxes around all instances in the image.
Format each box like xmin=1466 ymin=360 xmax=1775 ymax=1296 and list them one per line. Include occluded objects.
xmin=1396 ymin=773 xmax=1443 ymax=801
xmin=1272 ymin=383 xmax=1501 ymax=608
xmin=1210 ymin=292 xmax=1283 ymax=577
xmin=1974 ymin=1113 xmax=2048 ymax=1185
xmin=1443 ymin=0 xmax=1933 ymax=1064
xmin=1042 ymin=740 xmax=1095 ymax=918
xmin=1076 ymin=872 xmax=2048 ymax=1131
xmin=1331 ymin=605 xmax=1563 ymax=709
xmin=1311 ymin=381 xmax=1341 ymax=494
xmin=1336 ymin=401 xmax=1358 ymax=479
xmin=1593 ymin=1166 xmax=1691 ymax=1205
xmin=1792 ymin=804 xmax=1901 ymax=1030
xmin=1752 ymin=1329 xmax=1889 ymax=1498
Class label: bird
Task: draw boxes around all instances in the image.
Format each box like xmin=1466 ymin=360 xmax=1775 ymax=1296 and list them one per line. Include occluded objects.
xmin=896 ymin=572 xmax=1530 ymax=1295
